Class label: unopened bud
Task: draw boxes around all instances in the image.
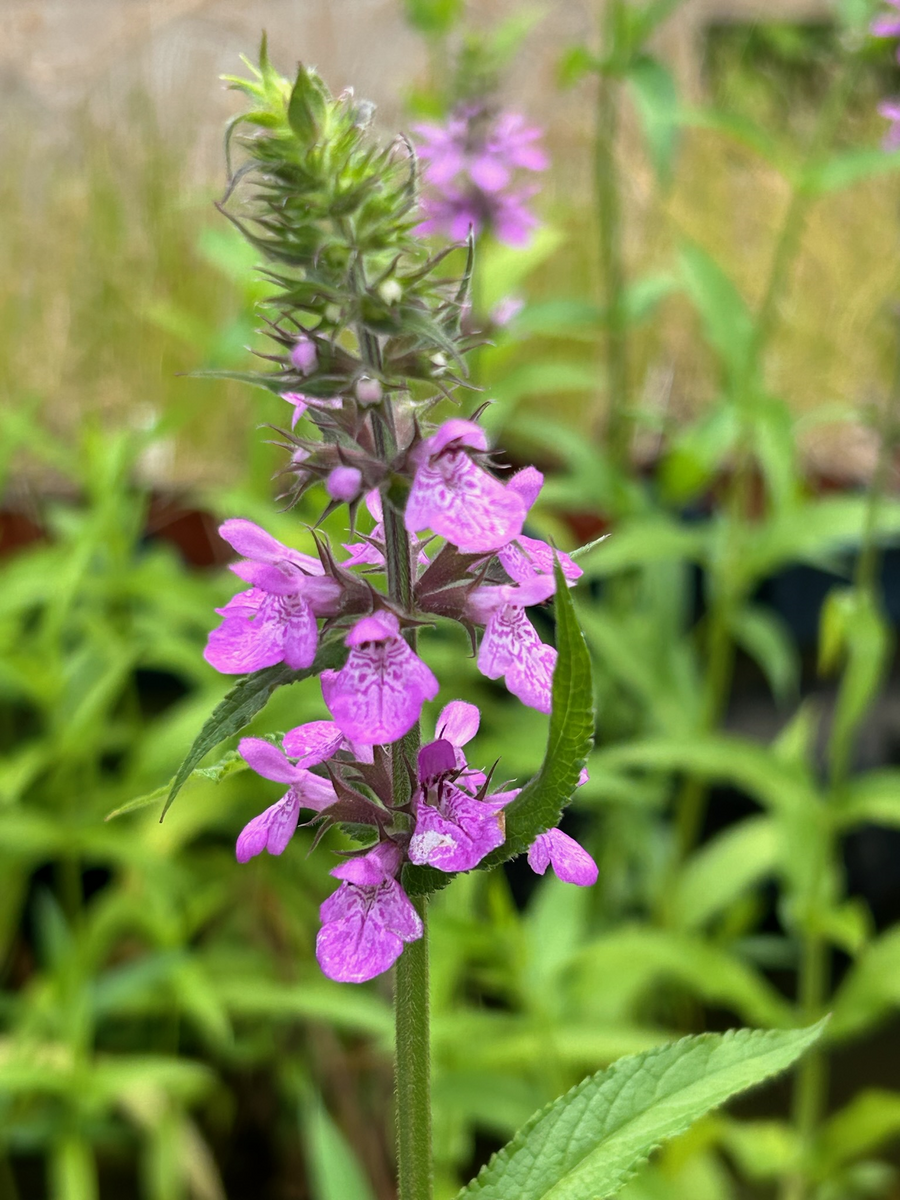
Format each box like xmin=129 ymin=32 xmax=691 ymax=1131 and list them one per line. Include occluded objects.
xmin=290 ymin=337 xmax=317 ymax=375
xmin=326 ymin=465 xmax=363 ymax=502
xmin=356 ymin=377 xmax=383 ymax=406
xmin=379 ymin=279 xmax=402 ymax=305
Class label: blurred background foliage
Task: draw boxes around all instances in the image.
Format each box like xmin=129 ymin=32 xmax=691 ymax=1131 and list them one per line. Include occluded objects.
xmin=6 ymin=0 xmax=900 ymax=1197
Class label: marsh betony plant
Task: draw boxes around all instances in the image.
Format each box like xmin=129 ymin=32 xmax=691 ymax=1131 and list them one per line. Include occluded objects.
xmin=170 ymin=40 xmax=823 ymax=1200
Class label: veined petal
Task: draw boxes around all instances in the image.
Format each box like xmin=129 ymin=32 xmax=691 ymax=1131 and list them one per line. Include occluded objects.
xmin=320 ymin=614 xmax=439 ymax=745
xmin=477 ymin=606 xmax=556 ymax=713
xmin=204 ymin=611 xmax=284 ymax=674
xmin=316 ymin=879 xmax=422 ymax=983
xmin=498 ymin=535 xmax=583 ymax=585
xmin=436 ymin=700 xmax=480 ymax=748
xmin=282 ymin=720 xmax=345 ymax=766
xmin=236 ymin=792 xmax=300 ymax=862
xmin=408 ymin=786 xmax=505 ymax=872
xmin=405 ymin=451 xmax=525 ymax=553
xmin=527 ymin=828 xmax=598 ymax=886
xmin=219 ymin=519 xmax=321 ymax=574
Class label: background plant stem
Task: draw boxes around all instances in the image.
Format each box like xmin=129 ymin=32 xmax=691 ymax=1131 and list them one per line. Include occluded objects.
xmin=596 ymin=5 xmax=629 ymax=472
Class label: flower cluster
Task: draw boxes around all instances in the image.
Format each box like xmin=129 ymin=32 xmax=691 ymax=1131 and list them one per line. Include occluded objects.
xmin=206 ymin=415 xmax=594 ymax=983
xmin=873 ymin=1 xmax=900 ymax=148
xmin=201 ymin=57 xmax=594 ymax=986
xmin=413 ymin=105 xmax=547 ymax=247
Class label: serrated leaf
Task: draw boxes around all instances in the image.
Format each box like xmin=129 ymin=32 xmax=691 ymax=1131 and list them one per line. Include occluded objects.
xmin=404 ymin=559 xmax=593 ymax=896
xmin=458 ymin=1022 xmax=825 ymax=1200
xmin=105 ymin=751 xmax=250 ymax=821
xmin=161 ymin=640 xmax=346 ymax=819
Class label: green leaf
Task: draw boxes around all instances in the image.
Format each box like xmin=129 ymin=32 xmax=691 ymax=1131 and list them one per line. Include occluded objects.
xmin=678 ymin=243 xmax=755 ymax=387
xmin=303 ymin=1102 xmax=378 ymax=1200
xmin=162 ymin=640 xmax=346 ymax=819
xmin=830 ymin=927 xmax=900 ymax=1040
xmin=458 ymin=1022 xmax=825 ymax=1200
xmin=627 ymin=57 xmax=679 ymax=184
xmin=668 ymin=816 xmax=780 ymax=931
xmin=728 ymin=605 xmax=800 ymax=705
xmin=806 ymin=147 xmax=900 ymax=195
xmin=815 ymin=1089 xmax=900 ymax=1178
xmin=105 ymin=750 xmax=250 ymax=821
xmin=404 ymin=559 xmax=593 ymax=895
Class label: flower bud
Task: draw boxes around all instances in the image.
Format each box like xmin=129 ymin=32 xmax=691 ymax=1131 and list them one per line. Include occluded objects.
xmin=290 ymin=337 xmax=317 ymax=375
xmin=379 ymin=279 xmax=402 ymax=305
xmin=356 ymin=377 xmax=383 ymax=406
xmin=326 ymin=466 xmax=363 ymax=502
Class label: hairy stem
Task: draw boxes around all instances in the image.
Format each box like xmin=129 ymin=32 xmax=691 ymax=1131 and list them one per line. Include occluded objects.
xmin=358 ymin=319 xmax=431 ymax=1200
xmin=395 ymin=896 xmax=432 ymax=1200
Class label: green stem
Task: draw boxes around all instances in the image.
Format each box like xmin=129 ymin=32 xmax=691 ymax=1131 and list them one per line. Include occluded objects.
xmin=595 ymin=14 xmax=630 ymax=472
xmin=780 ymin=929 xmax=828 ymax=1200
xmin=357 ymin=318 xmax=431 ymax=1200
xmin=395 ymin=896 xmax=432 ymax=1200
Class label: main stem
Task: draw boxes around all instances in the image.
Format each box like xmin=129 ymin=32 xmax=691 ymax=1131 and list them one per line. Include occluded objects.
xmin=361 ymin=325 xmax=432 ymax=1200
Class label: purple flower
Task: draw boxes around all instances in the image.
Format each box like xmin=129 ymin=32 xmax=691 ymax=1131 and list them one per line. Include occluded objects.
xmin=236 ymin=736 xmax=338 ymax=862
xmin=404 ymin=419 xmax=526 ymax=553
xmin=326 ymin=466 xmax=363 ymax=502
xmin=343 ymin=490 xmax=386 ymax=567
xmin=355 ymin=377 xmax=383 ymax=406
xmin=316 ymin=842 xmax=423 ymax=983
xmin=878 ymin=100 xmax=900 ymax=150
xmin=491 ymin=295 xmax=525 ymax=327
xmin=467 ymin=576 xmax=558 ymax=713
xmin=320 ymin=611 xmax=439 ymax=745
xmin=290 ymin=336 xmax=318 ymax=374
xmin=496 ymin=468 xmax=583 ymax=586
xmin=408 ymin=734 xmax=512 ymax=873
xmin=414 ymin=106 xmax=546 ymax=247
xmin=282 ymin=393 xmax=342 ymax=430
xmin=872 ymin=0 xmax=900 ymax=40
xmin=527 ymin=828 xmax=598 ymax=887
xmin=204 ymin=520 xmax=341 ymax=674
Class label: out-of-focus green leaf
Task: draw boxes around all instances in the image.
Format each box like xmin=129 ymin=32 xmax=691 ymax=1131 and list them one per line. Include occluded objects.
xmin=669 ymin=817 xmax=780 ymax=931
xmin=679 ymin=243 xmax=755 ymax=386
xmin=107 ymin=750 xmax=249 ymax=820
xmin=807 ymin=148 xmax=900 ymax=195
xmin=831 ymin=928 xmax=900 ymax=1040
xmin=728 ymin=605 xmax=800 ymax=705
xmin=627 ymin=56 xmax=679 ymax=183
xmin=51 ymin=1136 xmax=98 ymax=1200
xmin=815 ymin=1090 xmax=900 ymax=1178
xmin=458 ymin=1023 xmax=824 ymax=1200
xmin=303 ymin=1102 xmax=378 ymax=1200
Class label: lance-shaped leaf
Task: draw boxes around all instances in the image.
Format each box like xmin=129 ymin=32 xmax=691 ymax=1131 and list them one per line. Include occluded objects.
xmin=161 ymin=639 xmax=346 ymax=820
xmin=403 ymin=557 xmax=593 ymax=896
xmin=458 ymin=1021 xmax=826 ymax=1200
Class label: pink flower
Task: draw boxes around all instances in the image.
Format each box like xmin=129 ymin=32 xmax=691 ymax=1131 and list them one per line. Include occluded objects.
xmin=320 ymin=611 xmax=439 ymax=745
xmin=404 ymin=419 xmax=526 ymax=553
xmin=235 ymin=736 xmax=338 ymax=862
xmin=413 ymin=106 xmax=546 ymax=247
xmin=204 ymin=520 xmax=341 ymax=674
xmin=316 ymin=842 xmax=423 ymax=983
xmin=408 ymin=732 xmax=513 ymax=873
xmin=326 ymin=466 xmax=363 ymax=502
xmin=527 ymin=828 xmax=598 ymax=887
xmin=290 ymin=336 xmax=318 ymax=374
xmin=496 ymin=468 xmax=583 ymax=586
xmin=467 ymin=576 xmax=557 ymax=713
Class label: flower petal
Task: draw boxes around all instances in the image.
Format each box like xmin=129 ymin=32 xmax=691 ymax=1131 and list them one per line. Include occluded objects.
xmin=436 ymin=700 xmax=480 ymax=748
xmin=282 ymin=720 xmax=345 ymax=766
xmin=405 ymin=452 xmax=526 ymax=553
xmin=239 ymin=737 xmax=302 ymax=784
xmin=316 ymin=879 xmax=422 ymax=983
xmin=528 ymin=828 xmax=598 ymax=886
xmin=408 ymin=786 xmax=505 ymax=872
xmin=236 ymin=792 xmax=300 ymax=862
